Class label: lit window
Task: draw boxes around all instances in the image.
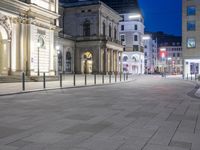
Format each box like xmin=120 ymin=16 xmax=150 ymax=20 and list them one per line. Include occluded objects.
xmin=187 ymin=38 xmax=196 ymax=48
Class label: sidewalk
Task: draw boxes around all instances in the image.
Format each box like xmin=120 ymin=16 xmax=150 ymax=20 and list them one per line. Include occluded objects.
xmin=0 ymin=74 xmax=137 ymax=96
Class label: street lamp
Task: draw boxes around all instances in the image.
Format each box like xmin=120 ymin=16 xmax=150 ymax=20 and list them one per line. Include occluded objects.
xmin=56 ymin=46 xmax=62 ymax=73
xmin=37 ymin=42 xmax=40 ymax=76
xmin=167 ymin=57 xmax=172 ymax=74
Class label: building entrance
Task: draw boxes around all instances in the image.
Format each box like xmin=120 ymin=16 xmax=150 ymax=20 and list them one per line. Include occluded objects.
xmin=82 ymin=51 xmax=93 ymax=74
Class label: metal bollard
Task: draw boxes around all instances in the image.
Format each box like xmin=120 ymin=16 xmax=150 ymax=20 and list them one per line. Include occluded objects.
xmin=187 ymin=74 xmax=188 ymax=80
xmin=109 ymin=74 xmax=111 ymax=83
xmin=124 ymin=73 xmax=125 ymax=81
xmin=120 ymin=72 xmax=122 ymax=82
xmin=115 ymin=73 xmax=117 ymax=83
xmin=94 ymin=74 xmax=96 ymax=85
xmin=60 ymin=73 xmax=62 ymax=88
xmin=43 ymin=73 xmax=46 ymax=89
xmin=22 ymin=72 xmax=25 ymax=91
xmin=85 ymin=73 xmax=87 ymax=86
xmin=73 ymin=73 xmax=76 ymax=86
xmin=102 ymin=74 xmax=104 ymax=84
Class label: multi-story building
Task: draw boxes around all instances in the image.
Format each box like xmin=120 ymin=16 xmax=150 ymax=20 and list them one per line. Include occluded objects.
xmin=154 ymin=32 xmax=182 ymax=74
xmin=62 ymin=1 xmax=123 ymax=74
xmin=0 ymin=0 xmax=59 ymax=76
xmin=182 ymin=0 xmax=200 ymax=76
xmin=101 ymin=0 xmax=141 ymax=14
xmin=102 ymin=0 xmax=144 ymax=74
xmin=143 ymin=35 xmax=158 ymax=73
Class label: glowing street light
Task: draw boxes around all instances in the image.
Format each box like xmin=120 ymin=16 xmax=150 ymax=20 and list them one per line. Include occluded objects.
xmin=129 ymin=14 xmax=141 ymax=19
xmin=142 ymin=36 xmax=151 ymax=40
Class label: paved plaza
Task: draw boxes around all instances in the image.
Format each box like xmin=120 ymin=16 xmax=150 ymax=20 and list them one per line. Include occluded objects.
xmin=0 ymin=76 xmax=199 ymax=150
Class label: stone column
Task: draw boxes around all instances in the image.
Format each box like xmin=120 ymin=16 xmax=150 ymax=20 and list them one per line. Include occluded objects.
xmin=110 ymin=49 xmax=113 ymax=73
xmin=120 ymin=52 xmax=123 ymax=73
xmin=1 ymin=40 xmax=8 ymax=75
xmin=116 ymin=51 xmax=119 ymax=72
xmin=15 ymin=18 xmax=21 ymax=73
xmin=104 ymin=48 xmax=108 ymax=74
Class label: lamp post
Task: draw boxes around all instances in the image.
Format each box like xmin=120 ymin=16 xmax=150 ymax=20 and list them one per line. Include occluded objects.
xmin=167 ymin=57 xmax=172 ymax=74
xmin=56 ymin=46 xmax=62 ymax=74
xmin=37 ymin=42 xmax=40 ymax=76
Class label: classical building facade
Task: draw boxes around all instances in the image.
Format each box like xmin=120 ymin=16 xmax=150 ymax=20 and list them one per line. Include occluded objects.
xmin=62 ymin=1 xmax=123 ymax=74
xmin=182 ymin=0 xmax=200 ymax=76
xmin=0 ymin=0 xmax=59 ymax=76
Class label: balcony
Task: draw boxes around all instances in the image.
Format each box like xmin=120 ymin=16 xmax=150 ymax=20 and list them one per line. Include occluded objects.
xmin=75 ymin=35 xmax=122 ymax=45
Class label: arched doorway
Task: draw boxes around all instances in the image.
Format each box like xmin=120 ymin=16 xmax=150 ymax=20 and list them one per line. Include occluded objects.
xmin=0 ymin=25 xmax=9 ymax=75
xmin=82 ymin=51 xmax=93 ymax=74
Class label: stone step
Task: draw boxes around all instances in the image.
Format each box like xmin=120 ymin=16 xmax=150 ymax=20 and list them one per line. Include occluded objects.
xmin=0 ymin=76 xmax=59 ymax=83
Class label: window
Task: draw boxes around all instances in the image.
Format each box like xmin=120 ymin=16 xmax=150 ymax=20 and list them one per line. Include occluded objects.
xmin=120 ymin=35 xmax=125 ymax=42
xmin=173 ymin=53 xmax=176 ymax=57
xmin=120 ymin=15 xmax=124 ymax=21
xmin=134 ymin=25 xmax=138 ymax=30
xmin=103 ymin=21 xmax=106 ymax=36
xmin=109 ymin=24 xmax=112 ymax=37
xmin=187 ymin=6 xmax=196 ymax=16
xmin=123 ymin=56 xmax=128 ymax=62
xmin=187 ymin=21 xmax=196 ymax=31
xmin=187 ymin=38 xmax=196 ymax=48
xmin=177 ymin=53 xmax=180 ymax=57
xmin=83 ymin=19 xmax=90 ymax=36
xmin=134 ymin=35 xmax=138 ymax=41
xmin=121 ymin=25 xmax=124 ymax=31
xmin=114 ymin=27 xmax=117 ymax=39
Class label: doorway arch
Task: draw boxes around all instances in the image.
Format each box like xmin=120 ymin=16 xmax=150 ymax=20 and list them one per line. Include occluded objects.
xmin=82 ymin=51 xmax=93 ymax=74
xmin=0 ymin=25 xmax=9 ymax=75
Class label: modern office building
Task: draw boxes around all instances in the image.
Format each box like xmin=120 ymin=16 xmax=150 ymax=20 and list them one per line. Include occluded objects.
xmin=0 ymin=0 xmax=59 ymax=76
xmin=182 ymin=0 xmax=200 ymax=76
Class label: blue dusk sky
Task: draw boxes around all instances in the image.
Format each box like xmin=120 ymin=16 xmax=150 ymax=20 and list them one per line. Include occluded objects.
xmin=138 ymin=0 xmax=182 ymax=36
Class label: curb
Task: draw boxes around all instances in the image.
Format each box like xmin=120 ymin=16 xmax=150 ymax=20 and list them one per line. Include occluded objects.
xmin=0 ymin=78 xmax=137 ymax=97
xmin=164 ymin=77 xmax=200 ymax=99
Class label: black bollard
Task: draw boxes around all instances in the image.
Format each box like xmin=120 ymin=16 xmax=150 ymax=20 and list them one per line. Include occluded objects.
xmin=102 ymin=74 xmax=104 ymax=84
xmin=85 ymin=73 xmax=87 ymax=86
xmin=94 ymin=74 xmax=96 ymax=85
xmin=73 ymin=73 xmax=76 ymax=86
xmin=22 ymin=72 xmax=25 ymax=91
xmin=43 ymin=73 xmax=46 ymax=89
xmin=60 ymin=73 xmax=62 ymax=88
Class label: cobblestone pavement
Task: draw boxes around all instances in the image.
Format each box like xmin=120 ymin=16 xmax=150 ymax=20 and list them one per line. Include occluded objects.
xmin=0 ymin=76 xmax=199 ymax=150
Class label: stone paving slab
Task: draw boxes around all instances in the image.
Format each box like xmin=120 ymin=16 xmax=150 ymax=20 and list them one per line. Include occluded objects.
xmin=0 ymin=76 xmax=198 ymax=150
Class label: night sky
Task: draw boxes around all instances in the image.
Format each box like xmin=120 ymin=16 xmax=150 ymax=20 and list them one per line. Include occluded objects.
xmin=138 ymin=0 xmax=182 ymax=36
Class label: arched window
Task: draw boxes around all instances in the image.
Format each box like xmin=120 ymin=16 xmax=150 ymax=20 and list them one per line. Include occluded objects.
xmin=83 ymin=19 xmax=90 ymax=36
xmin=109 ymin=24 xmax=112 ymax=37
xmin=123 ymin=56 xmax=128 ymax=62
xmin=114 ymin=27 xmax=117 ymax=39
xmin=103 ymin=21 xmax=106 ymax=36
xmin=66 ymin=51 xmax=72 ymax=72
